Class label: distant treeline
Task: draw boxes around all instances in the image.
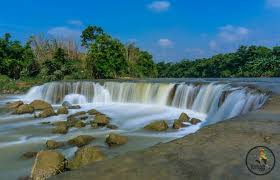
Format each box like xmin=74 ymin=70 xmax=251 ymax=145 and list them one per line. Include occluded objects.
xmin=0 ymin=26 xmax=280 ymax=82
xmin=157 ymin=45 xmax=280 ymax=78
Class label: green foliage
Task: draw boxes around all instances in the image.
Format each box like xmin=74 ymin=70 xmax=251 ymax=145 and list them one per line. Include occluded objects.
xmin=157 ymin=45 xmax=280 ymax=78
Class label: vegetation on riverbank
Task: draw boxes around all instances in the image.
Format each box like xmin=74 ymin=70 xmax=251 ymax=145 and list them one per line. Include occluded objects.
xmin=0 ymin=25 xmax=280 ymax=93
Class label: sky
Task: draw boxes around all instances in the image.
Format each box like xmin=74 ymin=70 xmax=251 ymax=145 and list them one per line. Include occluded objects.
xmin=0 ymin=0 xmax=280 ymax=62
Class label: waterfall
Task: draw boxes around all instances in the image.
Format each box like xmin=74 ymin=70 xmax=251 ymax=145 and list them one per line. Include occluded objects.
xmin=24 ymin=81 xmax=268 ymax=123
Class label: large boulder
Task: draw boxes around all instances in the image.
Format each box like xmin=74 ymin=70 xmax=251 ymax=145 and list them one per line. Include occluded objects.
xmin=93 ymin=115 xmax=109 ymax=126
xmin=68 ymin=135 xmax=95 ymax=147
xmin=30 ymin=150 xmax=66 ymax=180
xmin=7 ymin=101 xmax=23 ymax=109
xmin=46 ymin=140 xmax=65 ymax=149
xmin=57 ymin=106 xmax=69 ymax=115
xmin=91 ymin=122 xmax=99 ymax=129
xmin=105 ymin=133 xmax=128 ymax=146
xmin=74 ymin=121 xmax=86 ymax=128
xmin=52 ymin=121 xmax=68 ymax=127
xmin=39 ymin=108 xmax=56 ymax=118
xmin=52 ymin=124 xmax=68 ymax=134
xmin=144 ymin=120 xmax=168 ymax=131
xmin=67 ymin=146 xmax=106 ymax=170
xmin=15 ymin=104 xmax=34 ymax=114
xmin=30 ymin=100 xmax=52 ymax=110
xmin=190 ymin=118 xmax=202 ymax=125
xmin=178 ymin=113 xmax=190 ymax=122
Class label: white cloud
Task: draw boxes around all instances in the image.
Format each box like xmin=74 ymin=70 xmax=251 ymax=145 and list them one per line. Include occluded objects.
xmin=267 ymin=0 xmax=280 ymax=8
xmin=158 ymin=38 xmax=173 ymax=47
xmin=218 ymin=25 xmax=249 ymax=42
xmin=47 ymin=26 xmax=81 ymax=39
xmin=148 ymin=1 xmax=170 ymax=12
xmin=67 ymin=20 xmax=83 ymax=26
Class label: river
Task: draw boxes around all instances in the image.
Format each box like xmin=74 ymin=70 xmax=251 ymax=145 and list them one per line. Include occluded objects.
xmin=0 ymin=78 xmax=277 ymax=179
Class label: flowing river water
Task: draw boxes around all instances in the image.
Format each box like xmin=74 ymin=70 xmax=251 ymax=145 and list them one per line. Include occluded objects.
xmin=0 ymin=78 xmax=277 ymax=179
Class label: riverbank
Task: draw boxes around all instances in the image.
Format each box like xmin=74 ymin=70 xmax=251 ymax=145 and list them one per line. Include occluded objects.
xmin=52 ymin=95 xmax=280 ymax=180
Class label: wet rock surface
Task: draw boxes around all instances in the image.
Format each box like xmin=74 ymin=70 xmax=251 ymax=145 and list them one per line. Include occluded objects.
xmin=68 ymin=135 xmax=95 ymax=147
xmin=67 ymin=146 xmax=106 ymax=170
xmin=31 ymin=151 xmax=66 ymax=180
xmin=144 ymin=120 xmax=168 ymax=131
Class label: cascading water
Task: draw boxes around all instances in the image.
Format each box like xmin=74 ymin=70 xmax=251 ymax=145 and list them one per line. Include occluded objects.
xmin=24 ymin=81 xmax=268 ymax=123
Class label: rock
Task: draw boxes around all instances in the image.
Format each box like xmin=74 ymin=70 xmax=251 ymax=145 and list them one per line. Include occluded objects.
xmin=67 ymin=146 xmax=106 ymax=170
xmin=68 ymin=111 xmax=86 ymax=118
xmin=20 ymin=152 xmax=38 ymax=160
xmin=74 ymin=121 xmax=86 ymax=128
xmin=87 ymin=109 xmax=102 ymax=115
xmin=106 ymin=124 xmax=118 ymax=129
xmin=80 ymin=116 xmax=88 ymax=120
xmin=52 ymin=124 xmax=68 ymax=134
xmin=46 ymin=140 xmax=64 ymax=149
xmin=178 ymin=113 xmax=190 ymax=122
xmin=52 ymin=121 xmax=68 ymax=127
xmin=93 ymin=115 xmax=109 ymax=126
xmin=172 ymin=119 xmax=189 ymax=129
xmin=39 ymin=107 xmax=56 ymax=118
xmin=67 ymin=117 xmax=78 ymax=127
xmin=30 ymin=150 xmax=66 ymax=180
xmin=57 ymin=106 xmax=69 ymax=115
xmin=15 ymin=104 xmax=34 ymax=114
xmin=68 ymin=135 xmax=95 ymax=147
xmin=7 ymin=101 xmax=23 ymax=109
xmin=144 ymin=120 xmax=168 ymax=131
xmin=91 ymin=122 xmax=99 ymax=129
xmin=190 ymin=118 xmax=201 ymax=125
xmin=105 ymin=133 xmax=128 ymax=146
xmin=62 ymin=101 xmax=72 ymax=107
xmin=30 ymin=100 xmax=52 ymax=110
xmin=68 ymin=105 xmax=81 ymax=109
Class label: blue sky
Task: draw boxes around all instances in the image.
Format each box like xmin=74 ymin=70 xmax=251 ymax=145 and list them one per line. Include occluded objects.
xmin=0 ymin=0 xmax=280 ymax=62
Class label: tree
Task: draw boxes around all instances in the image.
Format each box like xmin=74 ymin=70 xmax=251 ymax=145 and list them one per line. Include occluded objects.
xmin=81 ymin=26 xmax=104 ymax=48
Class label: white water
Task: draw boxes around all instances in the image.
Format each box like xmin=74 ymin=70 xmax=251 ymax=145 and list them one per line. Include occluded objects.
xmin=24 ymin=81 xmax=267 ymax=124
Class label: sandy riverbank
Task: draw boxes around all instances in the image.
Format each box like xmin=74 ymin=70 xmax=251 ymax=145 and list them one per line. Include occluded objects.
xmin=51 ymin=95 xmax=280 ymax=180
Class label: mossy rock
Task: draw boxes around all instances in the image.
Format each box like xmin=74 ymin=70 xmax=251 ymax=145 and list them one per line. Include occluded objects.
xmin=57 ymin=106 xmax=69 ymax=115
xmin=68 ymin=135 xmax=95 ymax=147
xmin=30 ymin=150 xmax=66 ymax=180
xmin=15 ymin=104 xmax=34 ymax=114
xmin=190 ymin=118 xmax=202 ymax=125
xmin=39 ymin=108 xmax=56 ymax=118
xmin=144 ymin=120 xmax=168 ymax=131
xmin=67 ymin=117 xmax=78 ymax=127
xmin=178 ymin=113 xmax=190 ymax=122
xmin=93 ymin=115 xmax=109 ymax=126
xmin=74 ymin=121 xmax=86 ymax=128
xmin=7 ymin=101 xmax=23 ymax=109
xmin=52 ymin=124 xmax=68 ymax=134
xmin=67 ymin=146 xmax=106 ymax=170
xmin=46 ymin=140 xmax=65 ymax=149
xmin=91 ymin=122 xmax=99 ymax=129
xmin=30 ymin=100 xmax=52 ymax=110
xmin=105 ymin=133 xmax=128 ymax=146
xmin=172 ymin=119 xmax=189 ymax=129
xmin=87 ymin=109 xmax=102 ymax=115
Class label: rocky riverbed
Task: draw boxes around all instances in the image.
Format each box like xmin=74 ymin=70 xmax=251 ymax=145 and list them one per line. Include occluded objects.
xmin=51 ymin=95 xmax=280 ymax=180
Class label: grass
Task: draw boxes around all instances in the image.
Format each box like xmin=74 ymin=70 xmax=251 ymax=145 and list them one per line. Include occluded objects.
xmin=0 ymin=75 xmax=46 ymax=94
